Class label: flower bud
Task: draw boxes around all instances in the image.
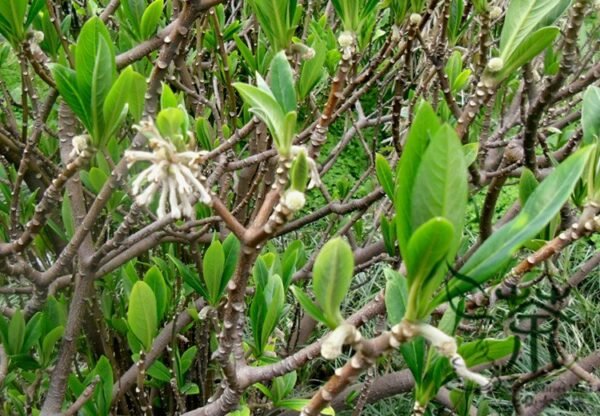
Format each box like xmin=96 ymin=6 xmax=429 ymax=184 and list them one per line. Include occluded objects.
xmin=338 ymin=31 xmax=355 ymax=48
xmin=489 ymin=6 xmax=502 ymax=19
xmin=282 ymin=190 xmax=306 ymax=212
xmin=409 ymin=13 xmax=422 ymax=26
xmin=486 ymin=57 xmax=504 ymax=72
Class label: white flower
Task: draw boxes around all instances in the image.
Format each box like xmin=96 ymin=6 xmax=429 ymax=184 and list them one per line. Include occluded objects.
xmin=69 ymin=135 xmax=89 ymax=159
xmin=125 ymin=120 xmax=211 ymax=219
xmin=291 ymin=145 xmax=321 ymax=189
xmin=282 ymin=190 xmax=306 ymax=212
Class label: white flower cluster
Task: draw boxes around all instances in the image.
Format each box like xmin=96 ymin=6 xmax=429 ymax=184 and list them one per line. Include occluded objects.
xmin=124 ymin=120 xmax=211 ymax=219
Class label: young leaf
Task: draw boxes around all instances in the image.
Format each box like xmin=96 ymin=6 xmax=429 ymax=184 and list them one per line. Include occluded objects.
xmin=298 ymin=39 xmax=327 ymax=99
xmin=381 ymin=216 xmax=396 ymax=257
xmin=270 ymin=51 xmax=297 ymax=113
xmin=495 ymin=27 xmax=559 ymax=82
xmin=222 ymin=233 xmax=240 ymax=290
xmin=395 ymin=102 xmax=441 ymax=256
xmin=7 ymin=309 xmax=25 ymax=355
xmin=50 ymin=64 xmax=91 ymax=131
xmin=203 ymin=239 xmax=225 ymax=305
xmin=140 ymin=0 xmax=163 ymax=39
xmin=375 ymin=153 xmax=394 ymax=199
xmin=127 ymin=281 xmax=158 ymax=351
xmin=290 ymin=286 xmax=327 ymax=326
xmin=518 ymin=168 xmax=539 ymax=204
xmin=499 ymin=0 xmax=564 ymax=60
xmin=385 ymin=268 xmax=408 ymax=325
xmin=582 ymin=86 xmax=600 ymax=145
xmin=459 ymin=336 xmax=519 ymax=367
xmin=410 ymin=124 xmax=467 ymax=254
xmin=312 ymin=237 xmax=354 ymax=328
xmin=144 ymin=266 xmax=168 ymax=322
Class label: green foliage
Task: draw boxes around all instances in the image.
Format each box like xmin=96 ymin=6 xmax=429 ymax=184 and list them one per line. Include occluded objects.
xmin=248 ymin=0 xmax=298 ymax=51
xmin=127 ymin=281 xmax=158 ymax=351
xmin=234 ymin=51 xmax=298 ymax=156
xmin=434 ymin=146 xmax=593 ymax=308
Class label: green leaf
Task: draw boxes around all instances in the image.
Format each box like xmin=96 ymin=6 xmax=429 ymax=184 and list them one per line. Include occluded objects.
xmin=62 ymin=191 xmax=75 ymax=239
xmin=290 ymin=286 xmax=327 ymax=325
xmin=233 ymin=82 xmax=286 ymax=151
xmin=144 ymin=266 xmax=168 ymax=322
xmin=496 ymin=27 xmax=560 ymax=82
xmin=92 ymin=356 xmax=113 ymax=416
xmin=203 ymin=239 xmax=225 ymax=305
xmin=260 ymin=274 xmax=285 ymax=352
xmin=0 ymin=0 xmax=26 ymax=42
xmin=88 ymin=167 xmax=108 ymax=194
xmin=375 ymin=154 xmax=394 ymax=199
xmin=148 ymin=360 xmax=172 ymax=382
xmin=270 ymin=51 xmax=296 ymax=113
xmin=405 ymin=218 xmax=454 ymax=319
xmin=405 ymin=218 xmax=454 ymax=289
xmin=276 ymin=398 xmax=335 ymax=414
xmin=463 ymin=143 xmax=479 ymax=166
xmin=51 ymin=64 xmax=91 ymax=131
xmin=410 ymin=124 xmax=467 ymax=254
xmin=7 ymin=309 xmax=25 ymax=355
xmin=222 ymin=233 xmax=240 ymax=292
xmin=103 ymin=66 xmax=146 ymax=136
xmin=248 ymin=0 xmax=297 ymax=50
xmin=22 ymin=312 xmax=42 ymax=351
xmin=499 ymin=0 xmax=564 ymax=59
xmin=433 ymin=146 xmax=594 ymax=309
xmin=298 ymin=39 xmax=327 ymax=99
xmin=313 ymin=238 xmax=354 ymax=328
xmin=290 ymin=150 xmax=309 ymax=191
xmin=381 ymin=215 xmax=396 ymax=257
xmin=582 ymin=86 xmax=600 ymax=145
xmin=127 ymin=281 xmax=158 ymax=351
xmin=459 ymin=336 xmax=519 ymax=367
xmin=140 ymin=0 xmax=163 ymax=39
xmin=75 ymin=17 xmax=116 ymax=141
xmin=518 ymin=168 xmax=539 ymax=204
xmin=385 ymin=268 xmax=408 ymax=325
xmin=395 ymin=102 xmax=441 ymax=256
xmin=41 ymin=326 xmax=64 ymax=365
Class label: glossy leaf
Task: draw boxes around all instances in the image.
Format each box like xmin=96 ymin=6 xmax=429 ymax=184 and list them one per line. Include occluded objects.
xmin=270 ymin=51 xmax=297 ymax=113
xmin=140 ymin=0 xmax=163 ymax=39
xmin=410 ymin=124 xmax=467 ymax=254
xmin=127 ymin=281 xmax=158 ymax=351
xmin=298 ymin=39 xmax=327 ymax=99
xmin=582 ymin=86 xmax=600 ymax=145
xmin=313 ymin=238 xmax=354 ymax=328
xmin=375 ymin=153 xmax=394 ymax=199
xmin=518 ymin=168 xmax=539 ymax=204
xmin=144 ymin=266 xmax=168 ymax=322
xmin=395 ymin=102 xmax=441 ymax=256
xmin=496 ymin=27 xmax=560 ymax=82
xmin=203 ymin=239 xmax=225 ymax=305
xmin=460 ymin=336 xmax=519 ymax=367
xmin=7 ymin=309 xmax=25 ymax=355
xmin=290 ymin=286 xmax=327 ymax=325
xmin=499 ymin=0 xmax=564 ymax=59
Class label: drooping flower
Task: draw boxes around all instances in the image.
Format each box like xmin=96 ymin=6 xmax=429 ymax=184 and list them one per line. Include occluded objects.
xmin=124 ymin=119 xmax=211 ymax=219
xmin=70 ymin=135 xmax=90 ymax=159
